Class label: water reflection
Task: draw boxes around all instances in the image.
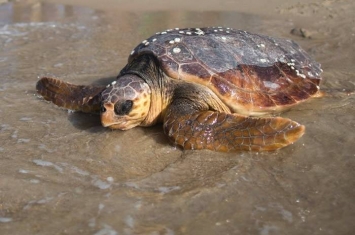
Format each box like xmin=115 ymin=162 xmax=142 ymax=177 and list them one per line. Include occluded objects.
xmin=0 ymin=1 xmax=261 ymax=32
xmin=0 ymin=2 xmax=95 ymax=24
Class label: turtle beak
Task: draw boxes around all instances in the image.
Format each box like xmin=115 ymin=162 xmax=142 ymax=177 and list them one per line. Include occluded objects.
xmin=100 ymin=103 xmax=130 ymax=130
xmin=100 ymin=103 xmax=116 ymax=127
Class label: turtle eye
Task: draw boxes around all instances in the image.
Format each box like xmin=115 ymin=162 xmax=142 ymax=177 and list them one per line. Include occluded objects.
xmin=114 ymin=100 xmax=133 ymax=115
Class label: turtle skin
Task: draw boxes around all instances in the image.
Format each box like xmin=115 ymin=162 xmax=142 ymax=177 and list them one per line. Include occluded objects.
xmin=36 ymin=27 xmax=322 ymax=152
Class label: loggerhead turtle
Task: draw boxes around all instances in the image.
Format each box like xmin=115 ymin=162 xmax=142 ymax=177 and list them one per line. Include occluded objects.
xmin=36 ymin=27 xmax=322 ymax=152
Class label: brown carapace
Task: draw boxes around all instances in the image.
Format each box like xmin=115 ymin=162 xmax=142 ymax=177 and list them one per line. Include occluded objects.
xmin=36 ymin=27 xmax=322 ymax=152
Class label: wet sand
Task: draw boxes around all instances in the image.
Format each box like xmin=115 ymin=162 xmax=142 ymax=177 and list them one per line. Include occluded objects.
xmin=0 ymin=0 xmax=354 ymax=234
xmin=41 ymin=0 xmax=318 ymax=14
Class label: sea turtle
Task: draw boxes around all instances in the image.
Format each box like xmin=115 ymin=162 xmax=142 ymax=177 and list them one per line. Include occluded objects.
xmin=36 ymin=27 xmax=322 ymax=152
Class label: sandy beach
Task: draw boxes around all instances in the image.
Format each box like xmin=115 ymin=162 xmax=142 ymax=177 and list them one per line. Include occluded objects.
xmin=0 ymin=0 xmax=354 ymax=234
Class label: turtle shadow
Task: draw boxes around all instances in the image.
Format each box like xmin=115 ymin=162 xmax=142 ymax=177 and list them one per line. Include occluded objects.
xmin=66 ymin=111 xmax=170 ymax=146
xmin=67 ymin=112 xmax=103 ymax=132
xmin=142 ymin=125 xmax=171 ymax=146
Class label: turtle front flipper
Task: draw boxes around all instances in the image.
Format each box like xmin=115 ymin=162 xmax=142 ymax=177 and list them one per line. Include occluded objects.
xmin=163 ymin=110 xmax=305 ymax=152
xmin=36 ymin=77 xmax=106 ymax=113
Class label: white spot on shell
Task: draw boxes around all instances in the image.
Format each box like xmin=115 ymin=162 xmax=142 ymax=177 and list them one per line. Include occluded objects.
xmin=221 ymin=37 xmax=226 ymax=40
xmin=169 ymin=40 xmax=174 ymax=44
xmin=186 ymin=32 xmax=192 ymax=35
xmin=106 ymin=84 xmax=110 ymax=88
xmin=174 ymin=38 xmax=181 ymax=42
xmin=152 ymin=38 xmax=157 ymax=42
xmin=279 ymin=57 xmax=286 ymax=63
xmin=173 ymin=47 xmax=181 ymax=53
xmin=259 ymin=58 xmax=268 ymax=63
xmin=142 ymin=40 xmax=147 ymax=43
xmin=144 ymin=42 xmax=149 ymax=46
xmin=175 ymin=28 xmax=179 ymax=30
xmin=156 ymin=32 xmax=160 ymax=34
xmin=263 ymin=81 xmax=280 ymax=89
xmin=214 ymin=30 xmax=218 ymax=32
xmin=161 ymin=31 xmax=167 ymax=34
xmin=166 ymin=29 xmax=172 ymax=31
xmin=219 ymin=29 xmax=223 ymax=31
xmin=295 ymin=69 xmax=306 ymax=79
xmin=179 ymin=31 xmax=184 ymax=34
xmin=111 ymin=81 xmax=117 ymax=85
xmin=130 ymin=50 xmax=134 ymax=55
xmin=226 ymin=31 xmax=230 ymax=33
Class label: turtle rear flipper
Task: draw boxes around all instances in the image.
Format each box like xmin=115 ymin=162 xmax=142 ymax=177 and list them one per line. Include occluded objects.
xmin=164 ymin=110 xmax=305 ymax=152
xmin=36 ymin=77 xmax=105 ymax=113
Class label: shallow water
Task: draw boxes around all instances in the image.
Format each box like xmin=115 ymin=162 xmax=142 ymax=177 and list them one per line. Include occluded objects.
xmin=0 ymin=1 xmax=354 ymax=234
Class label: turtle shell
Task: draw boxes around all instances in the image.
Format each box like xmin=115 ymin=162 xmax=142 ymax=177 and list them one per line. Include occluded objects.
xmin=128 ymin=27 xmax=322 ymax=115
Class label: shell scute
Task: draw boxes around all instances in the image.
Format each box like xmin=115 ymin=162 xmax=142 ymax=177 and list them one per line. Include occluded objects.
xmin=160 ymin=55 xmax=179 ymax=75
xmin=217 ymin=68 xmax=254 ymax=91
xmin=251 ymin=92 xmax=276 ymax=108
xmin=270 ymin=92 xmax=296 ymax=106
xmin=180 ymin=63 xmax=211 ymax=81
xmin=210 ymin=75 xmax=234 ymax=97
xmin=168 ymin=44 xmax=195 ymax=63
xmin=286 ymin=84 xmax=311 ymax=101
xmin=301 ymin=79 xmax=320 ymax=95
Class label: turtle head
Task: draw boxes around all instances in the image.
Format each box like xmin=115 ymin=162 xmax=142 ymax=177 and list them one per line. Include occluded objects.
xmin=100 ymin=74 xmax=151 ymax=130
